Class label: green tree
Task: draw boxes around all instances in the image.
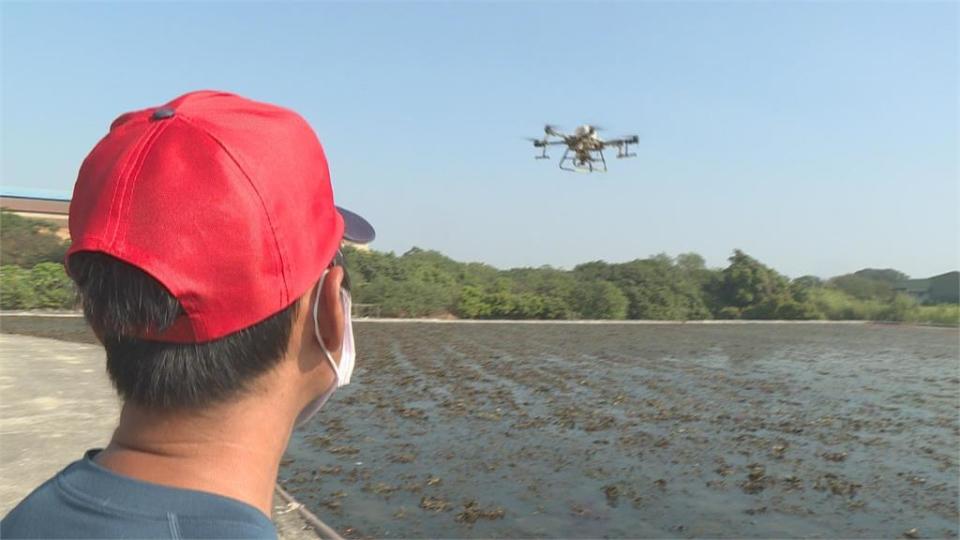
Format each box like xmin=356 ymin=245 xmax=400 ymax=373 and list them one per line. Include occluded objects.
xmin=877 ymin=293 xmax=917 ymax=322
xmin=773 ymin=299 xmax=823 ymax=320
xmin=853 ymin=268 xmax=909 ymax=284
xmin=829 ymin=274 xmax=895 ymax=301
xmin=1 ymin=211 xmax=70 ymax=267
xmin=569 ymin=280 xmax=628 ymax=319
xmin=790 ymin=275 xmax=823 ymax=303
xmin=455 ymin=285 xmax=492 ymax=318
xmin=0 ymin=265 xmax=36 ymax=309
xmin=715 ymin=250 xmax=791 ymax=318
xmin=676 ymin=253 xmax=706 ymax=274
xmin=358 ymin=276 xmax=446 ymax=317
xmin=29 ymin=263 xmax=76 ymax=309
xmin=575 ymin=257 xmax=710 ymax=320
xmin=302 ymin=245 xmax=951 ymax=324
xmin=792 ymin=275 xmax=823 ymax=289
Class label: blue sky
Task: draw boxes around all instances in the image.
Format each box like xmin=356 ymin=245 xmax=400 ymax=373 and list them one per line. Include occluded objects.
xmin=2 ymin=1 xmax=957 ymax=278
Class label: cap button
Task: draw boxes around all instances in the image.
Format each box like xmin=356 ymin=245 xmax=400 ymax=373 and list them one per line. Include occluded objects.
xmin=151 ymin=107 xmax=175 ymax=120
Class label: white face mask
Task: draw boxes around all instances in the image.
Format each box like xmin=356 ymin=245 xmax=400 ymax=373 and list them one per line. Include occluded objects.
xmin=294 ymin=270 xmax=356 ymax=427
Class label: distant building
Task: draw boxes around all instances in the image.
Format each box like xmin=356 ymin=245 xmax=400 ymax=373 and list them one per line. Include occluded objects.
xmin=1 ymin=192 xmax=370 ymax=250
xmin=894 ymin=272 xmax=960 ymax=304
xmin=346 ymin=242 xmax=370 ymax=251
xmin=0 ymin=194 xmax=71 ymax=239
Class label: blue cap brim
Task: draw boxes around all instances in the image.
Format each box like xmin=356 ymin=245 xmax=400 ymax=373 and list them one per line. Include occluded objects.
xmin=337 ymin=206 xmax=376 ymax=244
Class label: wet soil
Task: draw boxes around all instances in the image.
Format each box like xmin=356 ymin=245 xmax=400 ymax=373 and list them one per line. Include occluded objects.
xmin=4 ymin=317 xmax=957 ymax=538
xmin=282 ymin=323 xmax=959 ymax=538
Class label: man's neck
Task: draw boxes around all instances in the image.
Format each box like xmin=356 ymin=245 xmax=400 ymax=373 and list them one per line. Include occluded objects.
xmin=95 ymin=397 xmax=296 ymax=516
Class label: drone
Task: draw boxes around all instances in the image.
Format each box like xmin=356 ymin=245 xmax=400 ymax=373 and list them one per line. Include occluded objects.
xmin=528 ymin=124 xmax=638 ymax=173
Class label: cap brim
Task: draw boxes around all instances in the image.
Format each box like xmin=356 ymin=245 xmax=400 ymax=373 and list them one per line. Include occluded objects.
xmin=337 ymin=206 xmax=376 ymax=244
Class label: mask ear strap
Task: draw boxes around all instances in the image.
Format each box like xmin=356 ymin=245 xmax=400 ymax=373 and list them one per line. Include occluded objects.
xmin=337 ymin=288 xmax=355 ymax=385
xmin=312 ymin=271 xmax=342 ymax=382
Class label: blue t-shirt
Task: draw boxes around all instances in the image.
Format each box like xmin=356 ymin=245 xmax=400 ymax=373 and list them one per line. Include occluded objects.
xmin=1 ymin=450 xmax=277 ymax=539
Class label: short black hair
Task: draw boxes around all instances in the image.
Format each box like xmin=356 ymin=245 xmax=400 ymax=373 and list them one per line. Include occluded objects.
xmin=67 ymin=252 xmax=300 ymax=409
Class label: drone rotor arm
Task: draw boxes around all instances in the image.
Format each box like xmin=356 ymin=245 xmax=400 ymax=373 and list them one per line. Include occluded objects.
xmin=545 ymin=124 xmax=573 ymax=139
xmin=599 ymin=136 xmax=638 ymax=146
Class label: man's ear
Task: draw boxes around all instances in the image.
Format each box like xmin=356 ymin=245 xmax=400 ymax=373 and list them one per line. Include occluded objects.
xmin=313 ymin=267 xmax=345 ymax=355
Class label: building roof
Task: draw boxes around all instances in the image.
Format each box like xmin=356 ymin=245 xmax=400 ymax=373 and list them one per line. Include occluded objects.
xmin=894 ymin=279 xmax=930 ymax=294
xmin=0 ymin=195 xmax=70 ymax=215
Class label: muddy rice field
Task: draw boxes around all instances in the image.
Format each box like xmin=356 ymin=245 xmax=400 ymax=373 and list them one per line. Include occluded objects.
xmin=3 ymin=317 xmax=958 ymax=538
xmin=282 ymin=322 xmax=959 ymax=539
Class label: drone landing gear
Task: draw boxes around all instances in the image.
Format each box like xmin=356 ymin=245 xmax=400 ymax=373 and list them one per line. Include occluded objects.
xmin=616 ymin=140 xmax=638 ymax=159
xmin=558 ymin=149 xmax=581 ymax=172
xmin=558 ymin=148 xmax=608 ymax=173
xmin=596 ymin=149 xmax=608 ymax=172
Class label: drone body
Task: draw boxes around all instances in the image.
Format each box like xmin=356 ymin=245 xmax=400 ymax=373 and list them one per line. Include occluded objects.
xmin=529 ymin=124 xmax=638 ymax=172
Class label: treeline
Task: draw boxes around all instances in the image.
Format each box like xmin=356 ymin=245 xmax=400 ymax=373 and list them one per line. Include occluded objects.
xmin=341 ymin=247 xmax=957 ymax=324
xmin=0 ymin=211 xmax=74 ymax=310
xmin=0 ymin=211 xmax=957 ymax=325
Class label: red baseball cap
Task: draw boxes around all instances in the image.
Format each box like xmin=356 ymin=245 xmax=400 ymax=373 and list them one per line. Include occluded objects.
xmin=67 ymin=90 xmax=374 ymax=343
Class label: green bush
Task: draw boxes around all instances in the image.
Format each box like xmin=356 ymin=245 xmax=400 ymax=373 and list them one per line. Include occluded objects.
xmin=1 ymin=265 xmax=36 ymax=309
xmin=1 ymin=230 xmax=954 ymax=322
xmin=1 ymin=239 xmax=952 ymax=323
xmin=1 ymin=211 xmax=70 ymax=267
xmin=361 ymin=277 xmax=451 ymax=318
xmin=455 ymin=285 xmax=492 ymax=319
xmin=569 ymin=280 xmax=628 ymax=319
xmin=912 ymin=304 xmax=960 ymax=326
xmin=773 ymin=299 xmax=823 ymax=320
xmin=29 ymin=263 xmax=76 ymax=309
xmin=340 ymin=244 xmax=953 ymax=322
xmin=0 ymin=263 xmax=75 ymax=310
xmin=875 ymin=294 xmax=917 ymax=322
xmin=829 ymin=274 xmax=895 ymax=301
xmin=811 ymin=287 xmax=872 ymax=320
xmin=716 ymin=306 xmax=741 ymax=319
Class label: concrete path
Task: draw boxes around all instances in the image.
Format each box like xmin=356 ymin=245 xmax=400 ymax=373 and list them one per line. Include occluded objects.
xmin=0 ymin=333 xmax=323 ymax=539
xmin=0 ymin=334 xmax=119 ymax=513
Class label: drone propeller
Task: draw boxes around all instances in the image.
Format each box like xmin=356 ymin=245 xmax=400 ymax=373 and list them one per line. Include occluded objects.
xmin=525 ymin=137 xmax=548 ymax=147
xmin=544 ymin=124 xmax=562 ymax=135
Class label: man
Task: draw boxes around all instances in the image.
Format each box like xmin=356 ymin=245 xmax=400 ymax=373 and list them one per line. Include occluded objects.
xmin=1 ymin=91 xmax=374 ymax=538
